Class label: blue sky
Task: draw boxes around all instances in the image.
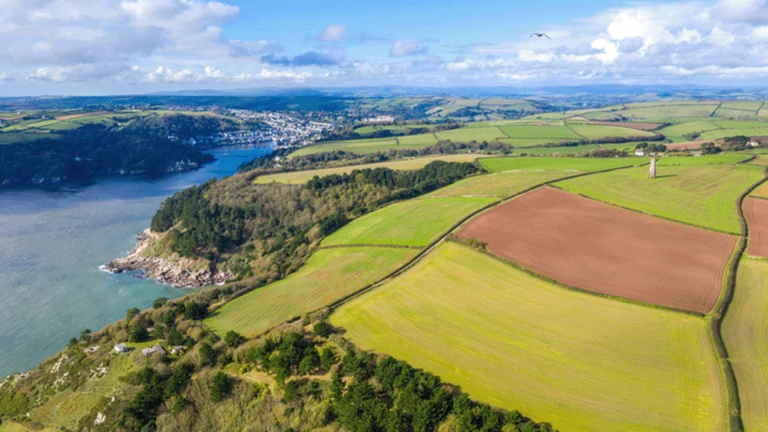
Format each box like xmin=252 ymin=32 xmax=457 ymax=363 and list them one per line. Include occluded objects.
xmin=2 ymin=0 xmax=768 ymax=95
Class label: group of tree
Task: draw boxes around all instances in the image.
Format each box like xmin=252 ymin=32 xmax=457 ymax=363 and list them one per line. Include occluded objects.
xmin=635 ymin=142 xmax=668 ymax=153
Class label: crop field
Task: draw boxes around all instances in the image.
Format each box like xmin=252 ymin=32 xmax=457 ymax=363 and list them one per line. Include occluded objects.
xmin=656 ymin=153 xmax=751 ymax=166
xmin=435 ymin=126 xmax=507 ymax=142
xmin=586 ymin=121 xmax=663 ymax=131
xmin=253 ymin=154 xmax=486 ymax=184
xmin=658 ymin=121 xmax=720 ymax=141
xmin=556 ymin=163 xmax=764 ymax=233
xmin=744 ymin=197 xmax=768 ymax=258
xmin=614 ymin=104 xmax=720 ymax=120
xmin=712 ymin=120 xmax=768 ymax=129
xmin=498 ymin=138 xmax=570 ymax=147
xmin=428 ymin=171 xmax=579 ymax=198
xmin=459 ymin=187 xmax=735 ymax=313
xmin=699 ymin=127 xmax=768 ymax=141
xmin=714 ymin=108 xmax=760 ymax=119
xmin=396 ymin=133 xmax=438 ymax=146
xmin=289 ymin=138 xmax=399 ymax=156
xmin=720 ymin=101 xmax=763 ymax=111
xmin=723 ymin=258 xmax=768 ymax=431
xmin=322 ymin=196 xmax=497 ymax=247
xmin=567 ymin=123 xmax=657 ymax=139
xmin=331 ymin=242 xmax=725 ymax=432
xmin=206 ymin=247 xmax=416 ymax=336
xmin=752 ymin=180 xmax=768 ymax=199
xmin=514 ymin=144 xmax=602 ymax=154
xmin=479 ymin=156 xmax=637 ymax=173
xmin=497 ymin=124 xmax=581 ymax=139
xmin=582 ymin=111 xmax=622 ymax=121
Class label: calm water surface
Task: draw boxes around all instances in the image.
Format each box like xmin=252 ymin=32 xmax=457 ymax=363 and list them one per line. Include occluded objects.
xmin=0 ymin=145 xmax=272 ymax=377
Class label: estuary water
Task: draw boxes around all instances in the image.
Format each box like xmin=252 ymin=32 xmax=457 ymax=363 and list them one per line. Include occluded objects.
xmin=0 ymin=145 xmax=273 ymax=378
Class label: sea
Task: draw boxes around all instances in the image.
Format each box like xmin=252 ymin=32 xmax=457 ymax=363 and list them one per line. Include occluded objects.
xmin=0 ymin=144 xmax=273 ymax=378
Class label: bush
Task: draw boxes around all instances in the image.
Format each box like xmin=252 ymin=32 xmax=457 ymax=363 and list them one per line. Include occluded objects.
xmin=313 ymin=320 xmax=334 ymax=338
xmin=129 ymin=326 xmax=149 ymax=343
xmin=210 ymin=371 xmax=232 ymax=402
xmin=224 ymin=330 xmax=245 ymax=348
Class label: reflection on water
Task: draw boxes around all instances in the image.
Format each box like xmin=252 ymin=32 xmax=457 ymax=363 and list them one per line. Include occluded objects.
xmin=0 ymin=145 xmax=272 ymax=377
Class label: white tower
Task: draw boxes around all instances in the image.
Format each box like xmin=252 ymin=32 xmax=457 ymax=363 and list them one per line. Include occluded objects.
xmin=648 ymin=157 xmax=657 ymax=179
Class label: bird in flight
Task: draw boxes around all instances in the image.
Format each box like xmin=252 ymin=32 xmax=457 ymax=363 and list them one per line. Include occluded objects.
xmin=530 ymin=33 xmax=551 ymax=39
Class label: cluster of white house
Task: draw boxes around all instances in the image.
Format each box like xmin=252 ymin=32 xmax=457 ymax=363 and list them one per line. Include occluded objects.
xmin=113 ymin=343 xmax=184 ymax=356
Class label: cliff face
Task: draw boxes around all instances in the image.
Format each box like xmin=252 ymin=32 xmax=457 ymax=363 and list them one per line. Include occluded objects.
xmin=104 ymin=230 xmax=232 ymax=288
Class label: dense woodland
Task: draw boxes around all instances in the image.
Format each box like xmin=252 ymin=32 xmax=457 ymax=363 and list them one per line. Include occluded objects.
xmin=150 ymin=160 xmax=481 ymax=283
xmin=0 ymin=114 xmax=244 ymax=186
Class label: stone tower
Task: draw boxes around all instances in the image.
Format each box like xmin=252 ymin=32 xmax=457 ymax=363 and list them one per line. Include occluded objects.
xmin=648 ymin=157 xmax=657 ymax=179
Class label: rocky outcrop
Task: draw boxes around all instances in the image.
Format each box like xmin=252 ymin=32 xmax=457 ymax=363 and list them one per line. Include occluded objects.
xmin=104 ymin=230 xmax=232 ymax=288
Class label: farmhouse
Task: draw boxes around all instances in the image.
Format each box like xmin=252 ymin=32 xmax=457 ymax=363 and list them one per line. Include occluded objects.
xmin=113 ymin=343 xmax=128 ymax=353
xmin=634 ymin=149 xmax=645 ymax=156
xmin=141 ymin=345 xmax=167 ymax=357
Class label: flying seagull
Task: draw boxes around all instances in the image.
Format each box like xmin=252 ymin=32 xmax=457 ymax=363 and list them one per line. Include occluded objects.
xmin=530 ymin=33 xmax=551 ymax=39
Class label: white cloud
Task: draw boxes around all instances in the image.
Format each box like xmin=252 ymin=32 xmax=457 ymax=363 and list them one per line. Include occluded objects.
xmin=390 ymin=39 xmax=429 ymax=57
xmin=319 ymin=24 xmax=345 ymax=41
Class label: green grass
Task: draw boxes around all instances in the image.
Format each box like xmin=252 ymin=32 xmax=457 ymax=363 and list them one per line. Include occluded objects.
xmin=514 ymin=144 xmax=602 ymax=154
xmin=331 ymin=242 xmax=725 ymax=432
xmin=497 ymin=125 xmax=581 ymax=140
xmin=354 ymin=124 xmax=430 ymax=136
xmin=206 ymin=247 xmax=416 ymax=336
xmin=658 ymin=121 xmax=720 ymax=142
xmin=657 ymin=154 xmax=752 ymax=166
xmin=751 ymin=180 xmax=768 ymax=199
xmin=556 ymin=163 xmax=764 ymax=233
xmin=253 ymin=154 xmax=486 ymax=184
xmin=396 ymin=133 xmax=438 ymax=146
xmin=323 ymin=197 xmax=497 ymax=247
xmin=498 ymin=138 xmax=570 ymax=147
xmin=719 ymin=101 xmax=763 ymax=111
xmin=289 ymin=133 xmax=442 ymax=157
xmin=723 ymin=258 xmax=768 ymax=431
xmin=699 ymin=128 xmax=768 ymax=141
xmin=712 ymin=120 xmax=768 ymax=129
xmin=435 ymin=127 xmax=507 ymax=142
xmin=615 ymin=104 xmax=720 ymax=120
xmin=479 ymin=156 xmax=637 ymax=173
xmin=428 ymin=171 xmax=581 ymax=198
xmin=0 ymin=132 xmax=59 ymax=145
xmin=567 ymin=123 xmax=656 ymax=139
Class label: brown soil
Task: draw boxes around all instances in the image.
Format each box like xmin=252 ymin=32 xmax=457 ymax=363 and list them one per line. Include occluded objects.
xmin=587 ymin=121 xmax=663 ymax=131
xmin=665 ymin=141 xmax=708 ymax=150
xmin=457 ymin=187 xmax=736 ymax=313
xmin=744 ymin=197 xmax=768 ymax=257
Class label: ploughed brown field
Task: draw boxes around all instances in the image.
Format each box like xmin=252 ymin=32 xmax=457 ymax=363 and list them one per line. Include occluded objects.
xmin=586 ymin=121 xmax=664 ymax=131
xmin=665 ymin=141 xmax=706 ymax=150
xmin=744 ymin=197 xmax=768 ymax=257
xmin=457 ymin=187 xmax=736 ymax=313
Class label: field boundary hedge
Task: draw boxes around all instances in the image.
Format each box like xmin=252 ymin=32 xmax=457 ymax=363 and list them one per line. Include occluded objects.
xmin=710 ymin=161 xmax=768 ymax=432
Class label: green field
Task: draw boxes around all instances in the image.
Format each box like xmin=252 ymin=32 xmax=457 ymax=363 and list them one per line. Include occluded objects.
xmin=428 ymin=170 xmax=581 ymax=198
xmin=556 ymin=163 xmax=764 ymax=233
xmin=435 ymin=126 xmax=507 ymax=142
xmin=699 ymin=128 xmax=768 ymax=141
xmin=658 ymin=121 xmax=720 ymax=142
xmin=331 ymin=242 xmax=725 ymax=432
xmin=396 ymin=133 xmax=438 ymax=146
xmin=723 ymin=258 xmax=768 ymax=431
xmin=322 ymin=196 xmax=497 ymax=247
xmin=497 ymin=124 xmax=581 ymax=140
xmin=498 ymin=138 xmax=571 ymax=147
xmin=567 ymin=123 xmax=656 ymax=139
xmin=206 ymin=247 xmax=416 ymax=336
xmin=354 ymin=124 xmax=430 ymax=136
xmin=613 ymin=104 xmax=720 ymax=120
xmin=752 ymin=180 xmax=768 ymax=199
xmin=720 ymin=101 xmax=763 ymax=111
xmin=657 ymin=153 xmax=752 ymax=166
xmin=479 ymin=156 xmax=637 ymax=173
xmin=254 ymin=154 xmax=485 ymax=184
xmin=0 ymin=132 xmax=59 ymax=145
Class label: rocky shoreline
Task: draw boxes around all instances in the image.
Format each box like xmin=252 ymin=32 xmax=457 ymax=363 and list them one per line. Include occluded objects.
xmin=104 ymin=230 xmax=232 ymax=288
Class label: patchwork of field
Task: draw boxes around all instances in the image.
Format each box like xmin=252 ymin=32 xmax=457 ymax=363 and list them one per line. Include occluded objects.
xmin=253 ymin=154 xmax=486 ymax=184
xmin=568 ymin=123 xmax=657 ymax=139
xmin=723 ymin=258 xmax=768 ymax=431
xmin=206 ymin=247 xmax=416 ymax=336
xmin=556 ymin=162 xmax=764 ymax=233
xmin=322 ymin=197 xmax=496 ymax=247
xmin=744 ymin=197 xmax=768 ymax=258
xmin=459 ymin=187 xmax=735 ymax=313
xmin=658 ymin=121 xmax=720 ymax=142
xmin=479 ymin=156 xmax=637 ymax=173
xmin=331 ymin=242 xmax=725 ymax=432
xmin=613 ymin=104 xmax=721 ymax=120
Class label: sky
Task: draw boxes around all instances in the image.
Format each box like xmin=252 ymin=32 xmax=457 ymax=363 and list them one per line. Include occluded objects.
xmin=1 ymin=0 xmax=768 ymax=96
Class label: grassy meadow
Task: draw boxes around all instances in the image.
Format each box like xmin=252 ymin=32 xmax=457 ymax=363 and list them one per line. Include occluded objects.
xmin=253 ymin=154 xmax=486 ymax=184
xmin=206 ymin=247 xmax=416 ymax=336
xmin=497 ymin=124 xmax=581 ymax=140
xmin=723 ymin=258 xmax=768 ymax=431
xmin=556 ymin=163 xmax=764 ymax=233
xmin=567 ymin=123 xmax=657 ymax=139
xmin=322 ymin=197 xmax=497 ymax=247
xmin=479 ymin=156 xmax=638 ymax=173
xmin=331 ymin=242 xmax=725 ymax=432
xmin=428 ymin=170 xmax=580 ymax=198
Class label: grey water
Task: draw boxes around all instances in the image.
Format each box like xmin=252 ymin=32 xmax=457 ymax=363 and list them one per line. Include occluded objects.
xmin=0 ymin=145 xmax=273 ymax=378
